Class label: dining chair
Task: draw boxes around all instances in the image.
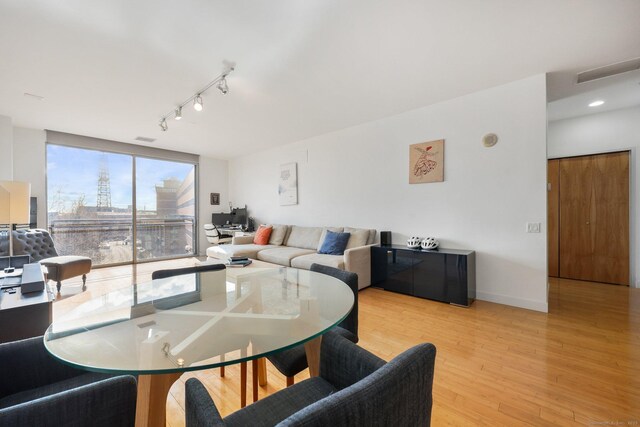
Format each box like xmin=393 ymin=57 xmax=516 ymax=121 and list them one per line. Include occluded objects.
xmin=186 ymin=330 xmax=437 ymax=426
xmin=0 ymin=336 xmax=137 ymax=427
xmin=263 ymin=263 xmax=359 ymax=388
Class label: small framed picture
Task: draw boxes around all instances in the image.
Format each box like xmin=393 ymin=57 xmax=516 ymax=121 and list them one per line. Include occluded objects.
xmin=210 ymin=193 xmax=220 ymax=205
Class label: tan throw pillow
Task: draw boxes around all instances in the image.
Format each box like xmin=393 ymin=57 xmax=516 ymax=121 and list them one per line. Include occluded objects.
xmin=344 ymin=227 xmax=370 ymax=250
xmin=268 ymin=224 xmax=289 ymax=246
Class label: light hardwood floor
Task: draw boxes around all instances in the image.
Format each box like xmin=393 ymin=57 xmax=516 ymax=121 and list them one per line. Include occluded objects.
xmin=54 ymin=259 xmax=640 ymax=426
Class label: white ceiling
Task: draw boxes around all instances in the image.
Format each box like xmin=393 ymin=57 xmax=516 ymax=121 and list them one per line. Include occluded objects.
xmin=1 ymin=1 xmax=640 ymax=159
xmin=547 ymin=70 xmax=640 ymax=121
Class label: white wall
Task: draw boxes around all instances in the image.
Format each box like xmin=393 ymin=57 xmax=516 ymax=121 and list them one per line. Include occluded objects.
xmin=229 ymin=74 xmax=549 ymax=312
xmin=548 ymin=106 xmax=640 ymax=288
xmin=198 ymin=156 xmax=229 ymax=256
xmin=0 ymin=115 xmax=14 ymax=180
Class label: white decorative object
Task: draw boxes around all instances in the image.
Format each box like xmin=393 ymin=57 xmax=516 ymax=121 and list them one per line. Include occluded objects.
xmin=279 ymin=162 xmax=298 ymax=206
xmin=421 ymin=237 xmax=439 ymax=250
xmin=407 ymin=236 xmax=422 ymax=248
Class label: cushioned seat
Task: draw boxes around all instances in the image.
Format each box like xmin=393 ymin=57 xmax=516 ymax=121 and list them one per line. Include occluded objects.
xmin=290 ymin=253 xmax=345 ymax=270
xmin=40 ymin=256 xmax=92 ymax=292
xmin=257 ymin=247 xmax=316 ymax=266
xmin=11 ymin=229 xmax=92 ymax=293
xmin=206 ymin=244 xmax=276 ymax=260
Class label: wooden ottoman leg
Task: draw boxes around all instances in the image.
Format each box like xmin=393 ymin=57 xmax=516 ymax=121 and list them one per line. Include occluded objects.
xmin=82 ymin=274 xmax=87 ymax=290
xmin=56 ymin=281 xmax=62 ymax=292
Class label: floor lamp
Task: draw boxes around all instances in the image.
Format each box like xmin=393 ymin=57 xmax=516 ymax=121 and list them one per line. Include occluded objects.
xmin=0 ymin=181 xmax=31 ymax=257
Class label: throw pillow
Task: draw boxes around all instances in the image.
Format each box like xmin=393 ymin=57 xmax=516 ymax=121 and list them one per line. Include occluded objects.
xmin=253 ymin=225 xmax=273 ymax=245
xmin=318 ymin=230 xmax=351 ymax=255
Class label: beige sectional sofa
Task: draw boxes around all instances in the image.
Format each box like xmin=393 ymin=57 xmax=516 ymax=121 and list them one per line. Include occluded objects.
xmin=206 ymin=224 xmax=376 ymax=289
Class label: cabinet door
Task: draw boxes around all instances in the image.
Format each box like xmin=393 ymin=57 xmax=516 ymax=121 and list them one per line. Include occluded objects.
xmin=446 ymin=254 xmax=469 ymax=305
xmin=413 ymin=252 xmax=447 ymax=302
xmin=370 ymin=246 xmax=388 ymax=286
xmin=383 ymin=249 xmax=414 ymax=295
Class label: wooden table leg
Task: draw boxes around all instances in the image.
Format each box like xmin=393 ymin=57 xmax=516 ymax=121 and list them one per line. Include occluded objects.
xmin=304 ymin=336 xmax=322 ymax=377
xmin=252 ymin=359 xmax=259 ymax=402
xmin=258 ymin=357 xmax=267 ymax=387
xmin=135 ymin=372 xmax=182 ymax=427
xmin=240 ymin=361 xmax=247 ymax=408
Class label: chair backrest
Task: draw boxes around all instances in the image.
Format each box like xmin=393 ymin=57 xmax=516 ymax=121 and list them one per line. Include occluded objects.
xmin=280 ymin=332 xmax=437 ymax=427
xmin=151 ymin=263 xmax=226 ymax=280
xmin=10 ymin=229 xmax=58 ymax=261
xmin=310 ymin=263 xmax=358 ymax=341
xmin=204 ymin=224 xmax=221 ymax=244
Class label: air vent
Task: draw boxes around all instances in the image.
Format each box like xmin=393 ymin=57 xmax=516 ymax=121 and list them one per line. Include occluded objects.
xmin=135 ymin=136 xmax=156 ymax=143
xmin=577 ymin=57 xmax=640 ymax=84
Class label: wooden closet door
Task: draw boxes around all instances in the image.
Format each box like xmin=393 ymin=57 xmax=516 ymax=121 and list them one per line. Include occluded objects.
xmin=547 ymin=159 xmax=559 ymax=277
xmin=559 ymin=152 xmax=629 ymax=285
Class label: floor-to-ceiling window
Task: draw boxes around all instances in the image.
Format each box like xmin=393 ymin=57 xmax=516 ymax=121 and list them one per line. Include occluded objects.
xmin=46 ymin=143 xmax=197 ymax=266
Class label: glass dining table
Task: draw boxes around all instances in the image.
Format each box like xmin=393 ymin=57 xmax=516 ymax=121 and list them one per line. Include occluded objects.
xmin=44 ymin=266 xmax=354 ymax=427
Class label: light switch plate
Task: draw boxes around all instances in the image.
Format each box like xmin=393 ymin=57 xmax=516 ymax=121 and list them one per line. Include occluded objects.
xmin=526 ymin=222 xmax=541 ymax=233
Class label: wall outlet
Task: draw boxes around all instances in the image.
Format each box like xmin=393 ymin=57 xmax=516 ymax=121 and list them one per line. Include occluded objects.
xmin=526 ymin=222 xmax=541 ymax=233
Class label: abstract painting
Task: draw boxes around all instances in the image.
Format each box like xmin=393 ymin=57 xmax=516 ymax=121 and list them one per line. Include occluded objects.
xmin=409 ymin=139 xmax=444 ymax=184
xmin=279 ymin=162 xmax=298 ymax=205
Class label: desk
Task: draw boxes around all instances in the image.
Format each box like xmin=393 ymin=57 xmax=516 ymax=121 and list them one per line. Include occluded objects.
xmin=44 ymin=266 xmax=353 ymax=427
xmin=0 ymin=266 xmax=53 ymax=343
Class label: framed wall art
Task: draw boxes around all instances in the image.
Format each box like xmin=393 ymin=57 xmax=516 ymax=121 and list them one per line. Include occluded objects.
xmin=279 ymin=162 xmax=298 ymax=205
xmin=409 ymin=139 xmax=444 ymax=184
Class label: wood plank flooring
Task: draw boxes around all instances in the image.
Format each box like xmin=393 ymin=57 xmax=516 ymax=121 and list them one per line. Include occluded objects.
xmin=53 ymin=259 xmax=640 ymax=426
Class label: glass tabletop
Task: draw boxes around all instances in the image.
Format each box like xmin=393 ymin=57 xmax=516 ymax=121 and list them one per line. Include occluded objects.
xmin=44 ymin=266 xmax=354 ymax=375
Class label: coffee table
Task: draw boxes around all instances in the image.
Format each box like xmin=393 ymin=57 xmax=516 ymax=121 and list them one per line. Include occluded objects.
xmin=43 ymin=266 xmax=354 ymax=427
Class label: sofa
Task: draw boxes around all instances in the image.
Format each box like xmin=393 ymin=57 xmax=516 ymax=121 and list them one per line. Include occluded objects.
xmin=206 ymin=224 xmax=376 ymax=289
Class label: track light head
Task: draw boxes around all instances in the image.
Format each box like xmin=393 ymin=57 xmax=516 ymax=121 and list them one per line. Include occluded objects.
xmin=217 ymin=77 xmax=229 ymax=95
xmin=194 ymin=94 xmax=203 ymax=111
xmin=175 ymin=106 xmax=182 ymax=120
xmin=159 ymin=118 xmax=168 ymax=131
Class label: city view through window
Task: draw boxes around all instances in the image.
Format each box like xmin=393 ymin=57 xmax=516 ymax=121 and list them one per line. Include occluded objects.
xmin=47 ymin=145 xmax=196 ymax=266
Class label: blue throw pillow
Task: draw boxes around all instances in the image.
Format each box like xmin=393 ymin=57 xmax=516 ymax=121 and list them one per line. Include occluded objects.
xmin=318 ymin=231 xmax=351 ymax=255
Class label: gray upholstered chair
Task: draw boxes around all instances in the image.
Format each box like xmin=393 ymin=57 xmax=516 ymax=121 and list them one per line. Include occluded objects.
xmin=265 ymin=263 xmax=359 ymax=387
xmin=0 ymin=336 xmax=137 ymax=427
xmin=186 ymin=331 xmax=436 ymax=427
xmin=11 ymin=229 xmax=92 ymax=292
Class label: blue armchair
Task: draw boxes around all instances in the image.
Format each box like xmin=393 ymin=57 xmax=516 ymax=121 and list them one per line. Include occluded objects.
xmin=186 ymin=331 xmax=436 ymax=426
xmin=0 ymin=336 xmax=137 ymax=427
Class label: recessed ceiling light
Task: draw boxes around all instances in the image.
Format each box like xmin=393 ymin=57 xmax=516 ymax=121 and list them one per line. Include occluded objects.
xmin=588 ymin=100 xmax=605 ymax=107
xmin=23 ymin=92 xmax=44 ymax=101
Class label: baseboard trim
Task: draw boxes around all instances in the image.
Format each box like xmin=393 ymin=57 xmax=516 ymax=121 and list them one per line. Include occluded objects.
xmin=476 ymin=291 xmax=548 ymax=313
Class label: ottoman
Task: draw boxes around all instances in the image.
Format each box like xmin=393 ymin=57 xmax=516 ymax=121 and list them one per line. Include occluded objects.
xmin=40 ymin=256 xmax=92 ymax=292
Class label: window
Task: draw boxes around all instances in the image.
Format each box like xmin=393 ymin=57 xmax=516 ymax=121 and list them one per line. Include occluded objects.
xmin=46 ymin=142 xmax=197 ymax=266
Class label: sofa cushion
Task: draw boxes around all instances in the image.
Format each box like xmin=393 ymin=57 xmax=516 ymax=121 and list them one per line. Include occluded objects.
xmin=206 ymin=244 xmax=276 ymax=260
xmin=285 ymin=226 xmax=323 ymax=250
xmin=316 ymin=227 xmax=344 ymax=251
xmin=343 ymin=227 xmax=371 ymax=249
xmin=257 ymin=247 xmax=316 ymax=266
xmin=253 ymin=225 xmax=273 ymax=245
xmin=318 ymin=231 xmax=351 ymax=255
xmin=268 ymin=224 xmax=289 ymax=246
xmin=291 ymin=253 xmax=345 ymax=270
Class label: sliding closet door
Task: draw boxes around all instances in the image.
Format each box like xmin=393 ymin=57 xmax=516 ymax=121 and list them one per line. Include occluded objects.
xmin=558 ymin=152 xmax=629 ymax=285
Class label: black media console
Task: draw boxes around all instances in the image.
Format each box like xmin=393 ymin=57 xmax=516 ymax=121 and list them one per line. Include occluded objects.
xmin=371 ymin=245 xmax=476 ymax=306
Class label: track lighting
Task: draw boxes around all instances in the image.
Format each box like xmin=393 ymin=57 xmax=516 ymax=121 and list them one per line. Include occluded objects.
xmin=193 ymin=94 xmax=203 ymax=112
xmin=157 ymin=63 xmax=235 ymax=132
xmin=217 ymin=77 xmax=229 ymax=95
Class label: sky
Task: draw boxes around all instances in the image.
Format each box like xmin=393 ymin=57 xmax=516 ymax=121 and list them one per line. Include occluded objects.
xmin=47 ymin=144 xmax=193 ymax=213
